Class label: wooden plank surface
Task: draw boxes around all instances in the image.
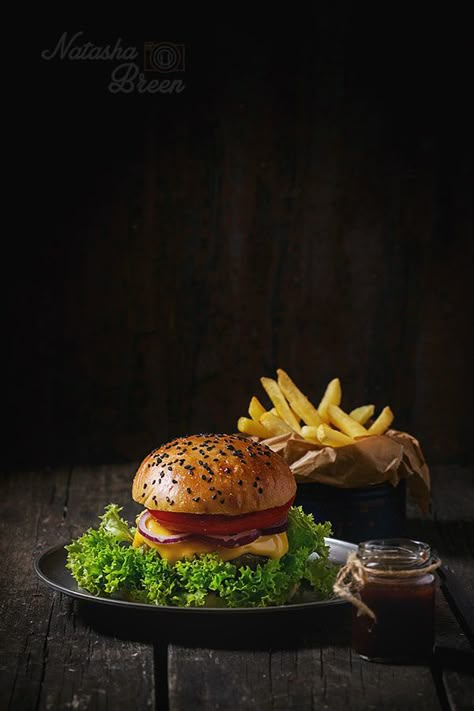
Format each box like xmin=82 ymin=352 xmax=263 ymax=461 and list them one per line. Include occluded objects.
xmin=168 ymin=645 xmax=441 ymax=711
xmin=0 ymin=465 xmax=155 ymax=711
xmin=1 ymin=464 xmax=472 ymax=710
xmin=168 ymin=464 xmax=474 ymax=711
xmin=407 ymin=465 xmax=474 ymax=711
xmin=428 ymin=466 xmax=474 ymax=711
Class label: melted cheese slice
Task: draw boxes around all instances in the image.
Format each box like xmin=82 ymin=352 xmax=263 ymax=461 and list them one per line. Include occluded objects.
xmin=133 ymin=514 xmax=288 ymax=565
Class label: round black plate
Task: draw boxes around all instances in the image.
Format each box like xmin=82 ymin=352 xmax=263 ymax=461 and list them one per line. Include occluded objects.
xmin=34 ymin=537 xmax=355 ymax=615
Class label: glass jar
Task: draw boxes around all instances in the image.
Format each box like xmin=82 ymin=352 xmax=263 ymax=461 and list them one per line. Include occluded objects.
xmin=351 ymin=539 xmax=436 ymax=662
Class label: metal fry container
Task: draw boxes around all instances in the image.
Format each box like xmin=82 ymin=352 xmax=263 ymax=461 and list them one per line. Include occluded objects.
xmin=295 ymin=480 xmax=406 ymax=543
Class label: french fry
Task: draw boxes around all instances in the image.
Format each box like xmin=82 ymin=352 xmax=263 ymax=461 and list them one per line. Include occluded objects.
xmin=349 ymin=405 xmax=375 ymax=425
xmin=318 ymin=378 xmax=342 ymax=422
xmin=367 ymin=406 xmax=394 ymax=435
xmin=328 ymin=404 xmax=368 ymax=438
xmin=291 ymin=408 xmax=301 ymax=424
xmin=259 ymin=411 xmax=293 ymax=436
xmin=317 ymin=424 xmax=355 ymax=447
xmin=260 ymin=377 xmax=301 ymax=433
xmin=237 ymin=370 xmax=395 ymax=447
xmin=270 ymin=405 xmax=300 ymax=422
xmin=301 ymin=425 xmax=321 ymax=444
xmin=277 ymin=368 xmax=323 ymax=426
xmin=237 ymin=416 xmax=269 ymax=439
xmin=248 ymin=396 xmax=266 ymax=422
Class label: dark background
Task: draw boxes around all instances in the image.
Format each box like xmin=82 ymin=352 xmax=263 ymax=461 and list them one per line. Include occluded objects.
xmin=7 ymin=15 xmax=473 ymax=470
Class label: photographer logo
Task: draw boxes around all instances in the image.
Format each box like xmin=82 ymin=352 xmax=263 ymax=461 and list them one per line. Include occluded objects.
xmin=41 ymin=32 xmax=186 ymax=94
xmin=144 ymin=42 xmax=185 ymax=72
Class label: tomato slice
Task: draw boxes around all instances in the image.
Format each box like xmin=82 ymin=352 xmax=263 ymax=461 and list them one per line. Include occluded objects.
xmin=148 ymin=498 xmax=294 ymax=535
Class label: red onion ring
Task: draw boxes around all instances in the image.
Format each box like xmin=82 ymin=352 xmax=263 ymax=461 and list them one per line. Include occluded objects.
xmin=198 ymin=529 xmax=261 ymax=548
xmin=252 ymin=519 xmax=288 ymax=536
xmin=198 ymin=519 xmax=287 ymax=547
xmin=138 ymin=511 xmax=288 ymax=548
xmin=138 ymin=512 xmax=191 ymax=544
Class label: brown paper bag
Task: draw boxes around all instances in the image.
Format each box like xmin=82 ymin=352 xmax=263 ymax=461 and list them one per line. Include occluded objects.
xmin=259 ymin=429 xmax=430 ymax=513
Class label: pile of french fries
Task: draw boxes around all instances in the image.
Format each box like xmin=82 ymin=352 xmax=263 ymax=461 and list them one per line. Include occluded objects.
xmin=237 ymin=369 xmax=394 ymax=447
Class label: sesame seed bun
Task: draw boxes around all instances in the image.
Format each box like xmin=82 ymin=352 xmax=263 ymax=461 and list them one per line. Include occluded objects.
xmin=132 ymin=433 xmax=296 ymax=515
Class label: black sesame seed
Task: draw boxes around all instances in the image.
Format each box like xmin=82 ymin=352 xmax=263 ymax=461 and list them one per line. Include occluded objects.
xmin=258 ymin=487 xmax=263 ymax=494
xmin=193 ymin=497 xmax=200 ymax=502
xmin=187 ymin=487 xmax=192 ymax=494
xmin=152 ymin=480 xmax=156 ymax=484
xmin=253 ymin=482 xmax=258 ymax=487
xmin=143 ymin=483 xmax=147 ymax=489
xmin=212 ymin=494 xmax=217 ymax=500
xmin=166 ymin=496 xmax=170 ymax=502
xmin=172 ymin=479 xmax=178 ymax=484
xmin=202 ymin=475 xmax=207 ymax=480
xmin=237 ymin=480 xmax=243 ymax=486
xmin=224 ymin=467 xmax=231 ymax=474
xmin=220 ymin=498 xmax=225 ymax=504
xmin=170 ymin=500 xmax=175 ymax=506
xmin=209 ymin=486 xmax=215 ymax=491
xmin=217 ymin=490 xmax=222 ymax=495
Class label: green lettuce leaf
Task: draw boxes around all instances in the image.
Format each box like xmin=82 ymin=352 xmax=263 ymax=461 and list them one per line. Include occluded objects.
xmin=66 ymin=504 xmax=337 ymax=607
xmin=99 ymin=503 xmax=134 ymax=542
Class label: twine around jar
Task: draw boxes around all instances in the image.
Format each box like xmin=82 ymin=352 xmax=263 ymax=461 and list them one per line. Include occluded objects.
xmin=333 ymin=552 xmax=441 ymax=621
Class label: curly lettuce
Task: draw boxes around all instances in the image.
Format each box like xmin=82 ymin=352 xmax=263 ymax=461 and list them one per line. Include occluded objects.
xmin=66 ymin=504 xmax=337 ymax=607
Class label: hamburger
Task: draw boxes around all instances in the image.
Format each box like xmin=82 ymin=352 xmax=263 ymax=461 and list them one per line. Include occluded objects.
xmin=66 ymin=433 xmax=336 ymax=607
xmin=131 ymin=433 xmax=297 ymax=565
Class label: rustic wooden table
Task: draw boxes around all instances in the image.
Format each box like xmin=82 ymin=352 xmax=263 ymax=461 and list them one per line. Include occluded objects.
xmin=1 ymin=464 xmax=473 ymax=710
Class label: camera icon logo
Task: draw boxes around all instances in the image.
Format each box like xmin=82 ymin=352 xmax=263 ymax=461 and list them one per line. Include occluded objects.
xmin=144 ymin=42 xmax=185 ymax=72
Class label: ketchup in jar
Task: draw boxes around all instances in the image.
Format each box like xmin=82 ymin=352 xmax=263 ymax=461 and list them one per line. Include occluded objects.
xmin=351 ymin=539 xmax=437 ymax=663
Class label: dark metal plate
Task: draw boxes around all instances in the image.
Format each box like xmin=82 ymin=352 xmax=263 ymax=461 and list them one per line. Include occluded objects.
xmin=34 ymin=538 xmax=355 ymax=616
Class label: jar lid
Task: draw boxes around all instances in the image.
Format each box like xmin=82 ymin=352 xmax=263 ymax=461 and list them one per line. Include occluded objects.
xmin=357 ymin=539 xmax=431 ymax=571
